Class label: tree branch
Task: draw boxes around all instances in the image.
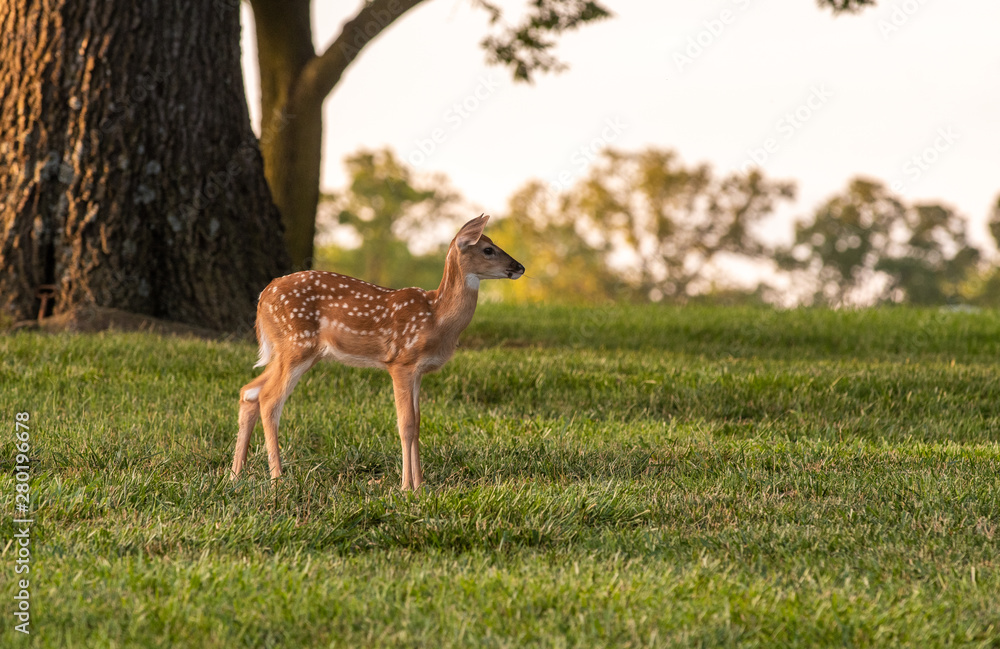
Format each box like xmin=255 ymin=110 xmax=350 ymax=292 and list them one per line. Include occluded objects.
xmin=295 ymin=0 xmax=425 ymax=106
xmin=477 ymin=0 xmax=612 ymax=83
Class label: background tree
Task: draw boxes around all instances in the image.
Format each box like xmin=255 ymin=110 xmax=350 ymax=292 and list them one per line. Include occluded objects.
xmin=564 ymin=148 xmax=796 ymax=302
xmin=0 ymin=0 xmax=288 ymax=331
xmin=780 ymin=178 xmax=902 ymax=306
xmin=782 ymin=178 xmax=986 ymax=306
xmin=316 ymin=148 xmax=464 ymax=289
xmin=961 ymin=194 xmax=1000 ymax=306
xmin=488 ymin=148 xmax=795 ymax=304
xmin=877 ymin=203 xmax=980 ymax=304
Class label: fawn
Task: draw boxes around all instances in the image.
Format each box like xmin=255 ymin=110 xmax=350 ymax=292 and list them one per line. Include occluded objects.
xmin=231 ymin=214 xmax=525 ymax=489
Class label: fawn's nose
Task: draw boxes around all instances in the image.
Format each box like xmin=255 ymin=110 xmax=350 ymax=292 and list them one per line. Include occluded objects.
xmin=509 ymin=261 xmax=525 ymax=279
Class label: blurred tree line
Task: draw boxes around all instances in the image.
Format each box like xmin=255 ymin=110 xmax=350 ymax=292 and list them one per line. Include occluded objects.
xmin=317 ymin=147 xmax=1000 ymax=308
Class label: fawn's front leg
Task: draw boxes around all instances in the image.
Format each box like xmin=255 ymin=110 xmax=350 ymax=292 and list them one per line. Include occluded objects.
xmin=391 ymin=368 xmax=423 ymax=490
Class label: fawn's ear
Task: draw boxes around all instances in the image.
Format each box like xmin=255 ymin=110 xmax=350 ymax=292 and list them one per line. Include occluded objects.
xmin=455 ymin=214 xmax=489 ymax=250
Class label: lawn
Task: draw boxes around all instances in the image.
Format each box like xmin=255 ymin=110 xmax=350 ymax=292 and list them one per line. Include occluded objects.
xmin=1 ymin=304 xmax=999 ymax=647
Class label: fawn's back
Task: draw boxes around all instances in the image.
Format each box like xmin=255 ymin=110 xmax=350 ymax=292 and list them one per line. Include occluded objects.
xmin=257 ymin=270 xmax=461 ymax=373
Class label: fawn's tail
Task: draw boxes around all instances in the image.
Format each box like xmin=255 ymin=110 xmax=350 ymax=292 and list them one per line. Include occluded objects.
xmin=254 ymin=322 xmax=272 ymax=368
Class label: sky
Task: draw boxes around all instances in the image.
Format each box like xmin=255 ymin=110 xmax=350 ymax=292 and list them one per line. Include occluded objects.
xmin=240 ymin=0 xmax=1000 ymax=250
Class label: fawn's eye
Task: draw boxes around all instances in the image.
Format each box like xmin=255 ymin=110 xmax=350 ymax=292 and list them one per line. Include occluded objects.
xmin=483 ymin=247 xmax=495 ymax=256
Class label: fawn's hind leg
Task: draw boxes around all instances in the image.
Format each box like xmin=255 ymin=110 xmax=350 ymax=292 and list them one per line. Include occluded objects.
xmin=257 ymin=360 xmax=315 ymax=480
xmin=231 ymin=367 xmax=274 ymax=479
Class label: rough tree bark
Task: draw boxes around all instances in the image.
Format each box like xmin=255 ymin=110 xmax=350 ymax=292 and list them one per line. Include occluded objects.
xmin=249 ymin=0 xmax=422 ymax=269
xmin=0 ymin=0 xmax=290 ymax=332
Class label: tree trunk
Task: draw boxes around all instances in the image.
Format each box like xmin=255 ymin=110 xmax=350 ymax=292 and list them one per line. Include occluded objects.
xmin=249 ymin=0 xmax=424 ymax=270
xmin=250 ymin=0 xmax=322 ymax=270
xmin=0 ymin=0 xmax=290 ymax=333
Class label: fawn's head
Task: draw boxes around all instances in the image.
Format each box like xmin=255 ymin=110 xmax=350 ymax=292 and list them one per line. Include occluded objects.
xmin=451 ymin=214 xmax=524 ymax=284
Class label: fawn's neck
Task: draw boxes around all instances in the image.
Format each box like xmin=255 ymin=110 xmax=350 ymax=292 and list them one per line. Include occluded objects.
xmin=429 ymin=247 xmax=479 ymax=334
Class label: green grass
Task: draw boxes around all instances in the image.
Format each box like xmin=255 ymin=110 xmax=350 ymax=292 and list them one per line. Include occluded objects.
xmin=2 ymin=304 xmax=999 ymax=648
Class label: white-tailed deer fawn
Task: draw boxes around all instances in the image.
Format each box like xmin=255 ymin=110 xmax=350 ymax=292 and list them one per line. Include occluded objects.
xmin=231 ymin=214 xmax=524 ymax=489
